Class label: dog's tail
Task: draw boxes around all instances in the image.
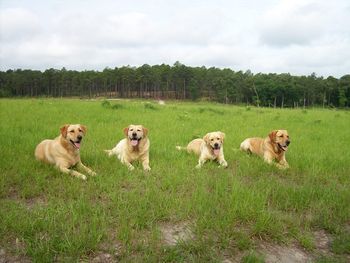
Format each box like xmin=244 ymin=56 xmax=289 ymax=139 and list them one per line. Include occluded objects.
xmin=104 ymin=149 xmax=114 ymax=156
xmin=176 ymin=145 xmax=186 ymax=151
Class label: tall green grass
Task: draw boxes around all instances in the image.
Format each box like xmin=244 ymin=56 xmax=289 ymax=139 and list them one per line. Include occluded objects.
xmin=0 ymin=99 xmax=349 ymax=262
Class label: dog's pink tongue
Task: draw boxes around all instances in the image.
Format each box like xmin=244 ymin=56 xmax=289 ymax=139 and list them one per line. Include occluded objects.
xmin=74 ymin=142 xmax=81 ymax=149
xmin=213 ymin=149 xmax=220 ymax=155
xmin=131 ymin=140 xmax=138 ymax=146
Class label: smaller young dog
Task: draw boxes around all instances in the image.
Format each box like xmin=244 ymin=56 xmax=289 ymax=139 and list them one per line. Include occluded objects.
xmin=35 ymin=124 xmax=96 ymax=180
xmin=177 ymin=131 xmax=227 ymax=168
xmin=105 ymin=125 xmax=151 ymax=171
xmin=240 ymin=129 xmax=290 ymax=169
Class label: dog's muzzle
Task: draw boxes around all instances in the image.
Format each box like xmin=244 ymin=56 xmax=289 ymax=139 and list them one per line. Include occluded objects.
xmin=70 ymin=139 xmax=81 ymax=149
xmin=212 ymin=143 xmax=221 ymax=155
xmin=278 ymin=142 xmax=289 ymax=151
xmin=130 ymin=136 xmax=141 ymax=146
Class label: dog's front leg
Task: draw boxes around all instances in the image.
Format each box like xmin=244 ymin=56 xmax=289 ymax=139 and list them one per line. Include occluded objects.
xmin=217 ymin=155 xmax=228 ymax=168
xmin=277 ymin=156 xmax=289 ymax=169
xmin=196 ymin=156 xmax=207 ymax=169
xmin=141 ymin=154 xmax=151 ymax=171
xmin=121 ymin=158 xmax=135 ymax=171
xmin=77 ymin=162 xmax=96 ymax=176
xmin=58 ymin=166 xmax=87 ymax=180
xmin=263 ymin=153 xmax=274 ymax=166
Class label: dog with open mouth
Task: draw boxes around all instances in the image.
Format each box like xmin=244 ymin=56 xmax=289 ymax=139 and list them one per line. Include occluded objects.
xmin=176 ymin=131 xmax=227 ymax=168
xmin=34 ymin=124 xmax=96 ymax=180
xmin=105 ymin=124 xmax=151 ymax=171
xmin=240 ymin=129 xmax=290 ymax=169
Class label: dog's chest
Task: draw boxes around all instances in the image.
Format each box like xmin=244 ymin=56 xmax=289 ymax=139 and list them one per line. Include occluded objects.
xmin=64 ymin=151 xmax=80 ymax=167
xmin=128 ymin=150 xmax=142 ymax=161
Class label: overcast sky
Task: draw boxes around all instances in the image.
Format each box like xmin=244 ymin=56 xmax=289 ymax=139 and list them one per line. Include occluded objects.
xmin=0 ymin=0 xmax=349 ymax=77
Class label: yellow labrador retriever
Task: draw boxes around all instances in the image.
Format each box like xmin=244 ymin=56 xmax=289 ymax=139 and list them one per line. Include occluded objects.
xmin=105 ymin=124 xmax=150 ymax=171
xmin=35 ymin=124 xmax=96 ymax=180
xmin=240 ymin=129 xmax=290 ymax=169
xmin=177 ymin=131 xmax=227 ymax=168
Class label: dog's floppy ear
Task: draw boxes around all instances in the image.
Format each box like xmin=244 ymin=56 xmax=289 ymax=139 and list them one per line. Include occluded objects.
xmin=269 ymin=130 xmax=277 ymax=142
xmin=219 ymin=131 xmax=225 ymax=142
xmin=80 ymin=125 xmax=87 ymax=134
xmin=123 ymin=126 xmax=129 ymax=137
xmin=142 ymin=126 xmax=149 ymax=137
xmin=203 ymin=133 xmax=210 ymax=144
xmin=60 ymin=124 xmax=69 ymax=138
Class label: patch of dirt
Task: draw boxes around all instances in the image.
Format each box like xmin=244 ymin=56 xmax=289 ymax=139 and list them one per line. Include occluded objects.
xmin=83 ymin=227 xmax=124 ymax=263
xmin=23 ymin=197 xmax=47 ymax=210
xmin=5 ymin=187 xmax=47 ymax=210
xmin=159 ymin=221 xmax=194 ymax=246
xmin=259 ymin=242 xmax=311 ymax=263
xmin=90 ymin=253 xmax=114 ymax=263
xmin=313 ymin=230 xmax=332 ymax=254
xmin=222 ymin=250 xmax=246 ymax=263
xmin=0 ymin=246 xmax=31 ymax=263
xmin=255 ymin=230 xmax=335 ymax=262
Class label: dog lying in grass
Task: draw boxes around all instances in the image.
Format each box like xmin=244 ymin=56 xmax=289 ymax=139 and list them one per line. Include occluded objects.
xmin=177 ymin=131 xmax=228 ymax=168
xmin=105 ymin=124 xmax=151 ymax=171
xmin=240 ymin=129 xmax=290 ymax=169
xmin=35 ymin=124 xmax=96 ymax=180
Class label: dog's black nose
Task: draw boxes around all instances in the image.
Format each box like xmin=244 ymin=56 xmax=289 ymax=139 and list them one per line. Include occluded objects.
xmin=286 ymin=140 xmax=290 ymax=146
xmin=77 ymin=135 xmax=82 ymax=140
xmin=214 ymin=143 xmax=219 ymax=147
xmin=132 ymin=132 xmax=137 ymax=137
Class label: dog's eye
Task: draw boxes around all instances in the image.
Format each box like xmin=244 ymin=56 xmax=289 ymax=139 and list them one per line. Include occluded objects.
xmin=69 ymin=130 xmax=74 ymax=133
xmin=78 ymin=129 xmax=82 ymax=132
xmin=137 ymin=129 xmax=141 ymax=132
xmin=130 ymin=129 xmax=133 ymax=131
xmin=279 ymin=135 xmax=283 ymax=137
xmin=211 ymin=139 xmax=214 ymax=141
xmin=217 ymin=137 xmax=220 ymax=140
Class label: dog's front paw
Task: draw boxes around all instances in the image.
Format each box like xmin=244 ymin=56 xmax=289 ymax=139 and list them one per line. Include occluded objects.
xmin=79 ymin=174 xmax=87 ymax=180
xmin=277 ymin=163 xmax=289 ymax=170
xmin=195 ymin=164 xmax=202 ymax=169
xmin=89 ymin=171 xmax=97 ymax=176
xmin=144 ymin=166 xmax=151 ymax=172
xmin=128 ymin=165 xmax=135 ymax=171
xmin=220 ymin=161 xmax=228 ymax=168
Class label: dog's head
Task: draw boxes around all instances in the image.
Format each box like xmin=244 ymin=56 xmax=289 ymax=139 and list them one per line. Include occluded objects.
xmin=268 ymin=129 xmax=290 ymax=152
xmin=60 ymin=124 xmax=87 ymax=149
xmin=203 ymin=131 xmax=225 ymax=156
xmin=123 ymin=124 xmax=148 ymax=147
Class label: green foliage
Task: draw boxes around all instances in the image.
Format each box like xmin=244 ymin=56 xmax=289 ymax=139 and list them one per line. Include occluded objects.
xmin=1 ymin=66 xmax=349 ymax=108
xmin=242 ymin=251 xmax=264 ymax=263
xmin=332 ymin=232 xmax=350 ymax=254
xmin=101 ymin=99 xmax=111 ymax=108
xmin=144 ymin=102 xmax=158 ymax=110
xmin=101 ymin=100 xmax=124 ymax=110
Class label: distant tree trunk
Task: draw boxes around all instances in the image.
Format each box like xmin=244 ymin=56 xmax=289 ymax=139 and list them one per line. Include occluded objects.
xmin=322 ymin=92 xmax=326 ymax=108
xmin=281 ymin=94 xmax=284 ymax=108
xmin=183 ymin=79 xmax=186 ymax=99
xmin=166 ymin=79 xmax=169 ymax=99
xmin=252 ymin=84 xmax=260 ymax=107
xmin=274 ymin=96 xmax=277 ymax=108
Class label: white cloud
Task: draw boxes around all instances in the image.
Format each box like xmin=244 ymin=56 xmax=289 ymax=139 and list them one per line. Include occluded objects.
xmin=0 ymin=8 xmax=41 ymax=42
xmin=0 ymin=0 xmax=349 ymax=77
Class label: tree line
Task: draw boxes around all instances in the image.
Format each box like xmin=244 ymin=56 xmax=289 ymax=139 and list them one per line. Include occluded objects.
xmin=1 ymin=62 xmax=349 ymax=108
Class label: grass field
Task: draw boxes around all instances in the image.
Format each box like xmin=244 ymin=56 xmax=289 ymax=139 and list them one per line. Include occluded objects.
xmin=0 ymin=98 xmax=350 ymax=262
